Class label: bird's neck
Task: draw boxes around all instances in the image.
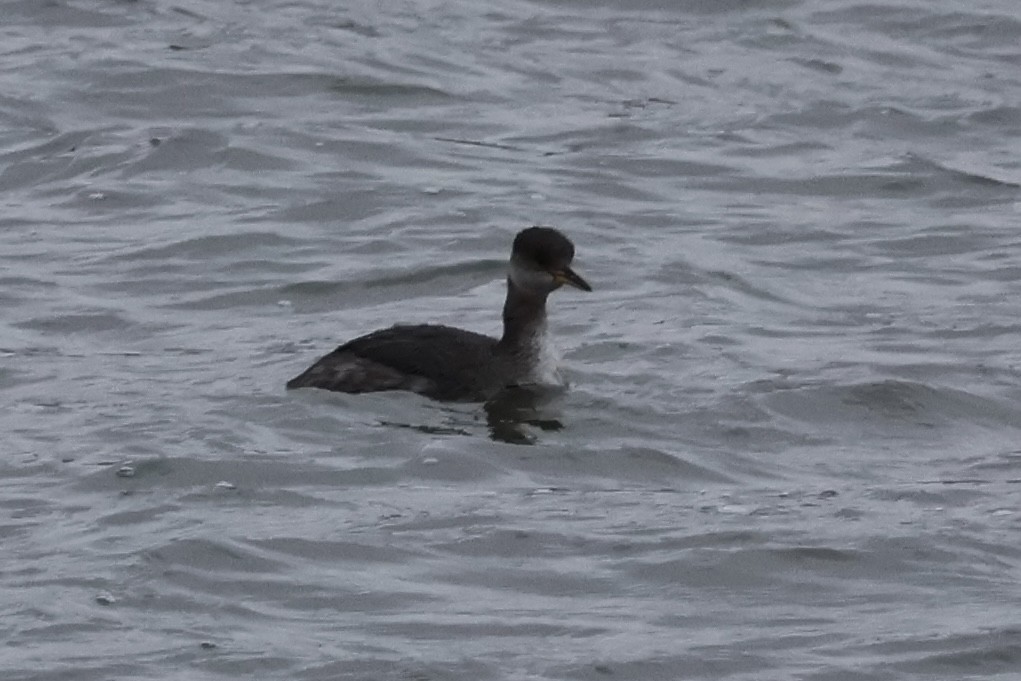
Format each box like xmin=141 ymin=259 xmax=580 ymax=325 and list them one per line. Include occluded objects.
xmin=499 ymin=278 xmax=548 ymax=350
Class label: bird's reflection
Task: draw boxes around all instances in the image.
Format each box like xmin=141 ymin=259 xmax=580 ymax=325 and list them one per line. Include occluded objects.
xmin=377 ymin=386 xmax=567 ymax=444
xmin=483 ymin=385 xmax=564 ymax=445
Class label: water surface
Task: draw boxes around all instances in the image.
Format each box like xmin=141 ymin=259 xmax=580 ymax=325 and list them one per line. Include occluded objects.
xmin=2 ymin=1 xmax=1021 ymax=679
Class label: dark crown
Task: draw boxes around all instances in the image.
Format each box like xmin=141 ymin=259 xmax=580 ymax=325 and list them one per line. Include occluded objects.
xmin=512 ymin=226 xmax=575 ymax=268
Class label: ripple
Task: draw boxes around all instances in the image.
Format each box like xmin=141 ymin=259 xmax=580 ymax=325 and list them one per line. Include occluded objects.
xmin=4 ymin=0 xmax=1021 ymax=678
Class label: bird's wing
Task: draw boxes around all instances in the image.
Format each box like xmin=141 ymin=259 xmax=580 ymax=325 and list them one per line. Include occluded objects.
xmin=339 ymin=324 xmax=497 ymax=380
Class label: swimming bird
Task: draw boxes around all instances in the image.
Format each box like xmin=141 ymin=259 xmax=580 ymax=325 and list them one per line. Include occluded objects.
xmin=286 ymin=226 xmax=591 ymax=401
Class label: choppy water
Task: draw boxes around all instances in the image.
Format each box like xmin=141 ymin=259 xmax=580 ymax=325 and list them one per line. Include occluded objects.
xmin=3 ymin=1 xmax=1021 ymax=679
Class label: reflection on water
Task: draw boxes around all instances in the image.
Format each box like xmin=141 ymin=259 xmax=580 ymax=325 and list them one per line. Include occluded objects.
xmin=374 ymin=384 xmax=566 ymax=444
xmin=484 ymin=386 xmax=565 ymax=445
xmin=5 ymin=0 xmax=1021 ymax=677
xmin=378 ymin=419 xmax=473 ymax=437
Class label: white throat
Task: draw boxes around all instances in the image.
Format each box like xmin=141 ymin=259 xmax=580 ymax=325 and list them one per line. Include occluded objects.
xmin=525 ymin=319 xmax=564 ymax=386
xmin=508 ymin=258 xmax=554 ymax=294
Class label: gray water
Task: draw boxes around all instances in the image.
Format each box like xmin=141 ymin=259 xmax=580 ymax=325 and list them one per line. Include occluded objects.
xmin=3 ymin=1 xmax=1021 ymax=679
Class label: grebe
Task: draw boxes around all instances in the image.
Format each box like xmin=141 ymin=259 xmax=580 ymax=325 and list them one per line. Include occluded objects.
xmin=286 ymin=226 xmax=591 ymax=401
